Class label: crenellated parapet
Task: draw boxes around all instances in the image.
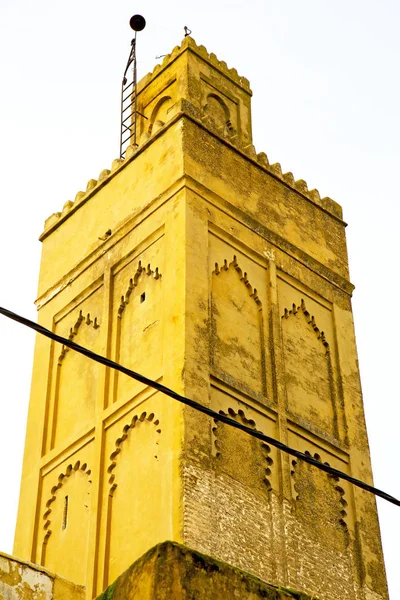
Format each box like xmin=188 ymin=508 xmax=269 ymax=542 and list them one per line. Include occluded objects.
xmin=139 ymin=36 xmax=251 ymax=93
xmin=41 ymin=36 xmax=342 ymax=239
xmin=43 ymin=122 xmax=342 ymax=236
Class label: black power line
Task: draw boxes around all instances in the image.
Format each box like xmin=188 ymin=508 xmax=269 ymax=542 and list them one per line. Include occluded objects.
xmin=1 ymin=304 xmax=399 ymax=507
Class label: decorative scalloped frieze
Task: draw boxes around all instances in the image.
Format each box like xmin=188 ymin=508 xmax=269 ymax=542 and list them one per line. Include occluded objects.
xmin=86 ymin=179 xmax=97 ymax=191
xmin=44 ymin=159 xmax=126 ymax=230
xmin=282 ymin=299 xmax=329 ymax=351
xmin=58 ymin=309 xmax=100 ymax=363
xmin=42 ymin=460 xmax=92 ymax=539
xmin=283 ymin=171 xmax=295 ymax=185
xmin=46 ymin=133 xmax=339 ymax=231
xmin=270 ymin=163 xmax=282 ymax=177
xmin=118 ymin=261 xmax=161 ymax=317
xmin=213 ymin=255 xmax=261 ymax=308
xmin=212 ymin=407 xmax=273 ymax=491
xmin=290 ymin=451 xmax=348 ymax=531
xmin=107 ymin=411 xmax=161 ymax=494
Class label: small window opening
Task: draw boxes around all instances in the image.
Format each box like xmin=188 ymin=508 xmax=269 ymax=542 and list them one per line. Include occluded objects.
xmin=140 ymin=292 xmax=146 ymax=303
xmin=62 ymin=496 xmax=69 ymax=530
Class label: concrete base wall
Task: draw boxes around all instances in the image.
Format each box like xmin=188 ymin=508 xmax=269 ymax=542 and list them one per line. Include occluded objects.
xmin=96 ymin=541 xmax=315 ymax=600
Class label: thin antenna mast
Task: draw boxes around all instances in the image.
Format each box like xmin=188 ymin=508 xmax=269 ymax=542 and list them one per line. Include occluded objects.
xmin=120 ymin=14 xmax=146 ymax=159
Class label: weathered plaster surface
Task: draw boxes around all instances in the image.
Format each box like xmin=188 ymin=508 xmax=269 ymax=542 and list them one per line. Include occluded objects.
xmin=97 ymin=541 xmax=315 ymax=600
xmin=0 ymin=552 xmax=84 ymax=600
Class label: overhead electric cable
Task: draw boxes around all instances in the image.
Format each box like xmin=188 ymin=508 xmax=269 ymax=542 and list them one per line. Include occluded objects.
xmin=1 ymin=304 xmax=399 ymax=508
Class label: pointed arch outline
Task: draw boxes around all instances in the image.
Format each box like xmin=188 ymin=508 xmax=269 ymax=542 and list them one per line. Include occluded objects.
xmin=290 ymin=450 xmax=349 ymax=534
xmin=212 ymin=406 xmax=273 ymax=491
xmin=212 ymin=255 xmax=262 ymax=309
xmin=40 ymin=460 xmax=92 ymax=564
xmin=57 ymin=309 xmax=100 ymax=365
xmin=113 ymin=261 xmax=162 ymax=402
xmin=50 ymin=309 xmax=100 ymax=450
xmin=202 ymin=93 xmax=234 ymax=134
xmin=206 ymin=93 xmax=230 ymax=118
xmin=211 ymin=255 xmax=266 ymax=398
xmin=103 ymin=410 xmax=161 ymax=588
xmin=117 ymin=261 xmax=162 ymax=319
xmin=281 ymin=299 xmax=329 ymax=353
xmin=280 ymin=297 xmax=340 ymax=438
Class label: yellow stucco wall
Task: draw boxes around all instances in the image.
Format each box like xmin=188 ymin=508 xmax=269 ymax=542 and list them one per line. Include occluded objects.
xmin=14 ymin=36 xmax=387 ymax=600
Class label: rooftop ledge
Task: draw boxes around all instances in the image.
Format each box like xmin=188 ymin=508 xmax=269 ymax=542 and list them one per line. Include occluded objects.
xmin=40 ymin=98 xmax=343 ymax=241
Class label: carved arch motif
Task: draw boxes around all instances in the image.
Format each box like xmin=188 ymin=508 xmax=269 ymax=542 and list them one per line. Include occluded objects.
xmin=202 ymin=93 xmax=235 ymax=135
xmin=106 ymin=410 xmax=161 ymax=495
xmin=282 ymin=299 xmax=329 ymax=352
xmin=206 ymin=93 xmax=230 ymax=118
xmin=281 ymin=298 xmax=338 ymax=437
xmin=117 ymin=261 xmax=161 ymax=318
xmin=41 ymin=460 xmax=92 ymax=562
xmin=58 ymin=309 xmax=100 ymax=364
xmin=148 ymin=96 xmax=173 ymax=133
xmin=51 ymin=310 xmax=101 ymax=449
xmin=212 ymin=407 xmax=273 ymax=491
xmin=113 ymin=262 xmax=162 ymax=402
xmin=103 ymin=411 xmax=161 ymax=588
xmin=288 ymin=451 xmax=356 ymax=596
xmin=211 ymin=256 xmax=265 ymax=397
xmin=213 ymin=256 xmax=262 ymax=308
xmin=290 ymin=451 xmax=348 ymax=532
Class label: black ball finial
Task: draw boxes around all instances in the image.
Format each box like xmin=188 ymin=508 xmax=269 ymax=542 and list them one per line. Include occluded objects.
xmin=130 ymin=14 xmax=146 ymax=31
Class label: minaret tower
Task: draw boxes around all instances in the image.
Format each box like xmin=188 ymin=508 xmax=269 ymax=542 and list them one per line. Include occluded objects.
xmin=14 ymin=36 xmax=388 ymax=600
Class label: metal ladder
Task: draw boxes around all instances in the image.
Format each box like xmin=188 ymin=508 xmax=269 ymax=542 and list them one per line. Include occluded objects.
xmin=120 ymin=38 xmax=137 ymax=159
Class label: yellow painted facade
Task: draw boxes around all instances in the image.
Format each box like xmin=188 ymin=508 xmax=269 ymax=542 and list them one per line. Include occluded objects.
xmin=14 ymin=37 xmax=387 ymax=599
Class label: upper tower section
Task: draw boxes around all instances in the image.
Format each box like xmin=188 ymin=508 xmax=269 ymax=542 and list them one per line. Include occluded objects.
xmin=39 ymin=35 xmax=345 ymax=302
xmin=136 ymin=36 xmax=253 ymax=149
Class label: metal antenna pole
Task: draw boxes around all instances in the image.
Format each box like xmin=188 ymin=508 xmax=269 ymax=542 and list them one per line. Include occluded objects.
xmin=119 ymin=15 xmax=146 ymax=159
xmin=132 ymin=32 xmax=137 ymax=147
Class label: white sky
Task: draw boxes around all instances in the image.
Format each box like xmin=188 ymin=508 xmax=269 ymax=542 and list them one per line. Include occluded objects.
xmin=0 ymin=0 xmax=398 ymax=597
